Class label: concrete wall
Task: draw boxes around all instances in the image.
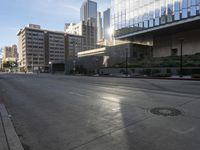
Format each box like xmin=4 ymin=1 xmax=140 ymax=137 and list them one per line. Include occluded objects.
xmin=72 ymin=43 xmax=152 ymax=73
xmin=107 ymin=43 xmax=152 ymax=67
xmin=153 ymin=29 xmax=200 ymax=57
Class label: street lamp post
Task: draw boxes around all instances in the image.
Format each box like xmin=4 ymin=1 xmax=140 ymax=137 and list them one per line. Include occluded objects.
xmin=179 ymin=38 xmax=184 ymax=78
xmin=95 ymin=58 xmax=99 ymax=75
xmin=32 ymin=54 xmax=34 ymax=73
xmin=49 ymin=61 xmax=52 ymax=74
xmin=37 ymin=54 xmax=40 ymax=73
xmin=73 ymin=40 xmax=77 ymax=75
xmin=64 ymin=59 xmax=68 ymax=75
xmin=125 ymin=48 xmax=128 ymax=77
xmin=73 ymin=59 xmax=76 ymax=74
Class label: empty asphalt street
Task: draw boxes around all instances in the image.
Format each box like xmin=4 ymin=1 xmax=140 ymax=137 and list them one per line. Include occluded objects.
xmin=0 ymin=73 xmax=200 ymax=150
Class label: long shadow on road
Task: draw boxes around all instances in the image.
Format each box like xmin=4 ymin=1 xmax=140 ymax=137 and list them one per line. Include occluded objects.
xmin=0 ymin=74 xmax=200 ymax=150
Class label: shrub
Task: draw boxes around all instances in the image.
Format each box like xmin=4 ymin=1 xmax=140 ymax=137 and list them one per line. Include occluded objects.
xmin=192 ymin=74 xmax=200 ymax=79
xmin=139 ymin=69 xmax=151 ymax=76
xmin=153 ymin=73 xmax=172 ymax=77
xmin=120 ymin=69 xmax=126 ymax=74
xmin=167 ymin=69 xmax=171 ymax=74
xmin=152 ymin=69 xmax=161 ymax=74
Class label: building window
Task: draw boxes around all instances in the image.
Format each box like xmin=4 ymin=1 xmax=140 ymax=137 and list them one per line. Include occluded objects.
xmin=190 ymin=0 xmax=197 ymax=16
xmin=161 ymin=0 xmax=166 ymax=16
xmin=155 ymin=17 xmax=160 ymax=26
xmin=155 ymin=0 xmax=160 ymax=26
xmin=198 ymin=0 xmax=200 ymax=11
xmin=112 ymin=0 xmax=199 ymax=37
xmin=167 ymin=0 xmax=174 ymax=22
xmin=182 ymin=0 xmax=188 ymax=18
xmin=174 ymin=0 xmax=181 ymax=20
xmin=149 ymin=19 xmax=154 ymax=27
xmin=149 ymin=8 xmax=154 ymax=27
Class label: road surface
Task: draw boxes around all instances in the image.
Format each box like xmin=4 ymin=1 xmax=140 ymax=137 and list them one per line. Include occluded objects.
xmin=0 ymin=73 xmax=200 ymax=150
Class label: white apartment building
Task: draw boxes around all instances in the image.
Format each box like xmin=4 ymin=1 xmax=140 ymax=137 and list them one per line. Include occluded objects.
xmin=66 ymin=34 xmax=83 ymax=58
xmin=18 ymin=24 xmax=84 ymax=72
xmin=65 ymin=18 xmax=97 ymax=51
xmin=2 ymin=45 xmax=18 ymax=62
xmin=17 ymin=25 xmax=45 ymax=71
xmin=48 ymin=31 xmax=65 ymax=64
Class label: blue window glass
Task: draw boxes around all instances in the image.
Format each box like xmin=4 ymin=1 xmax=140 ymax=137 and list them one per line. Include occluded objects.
xmin=182 ymin=9 xmax=188 ymax=18
xmin=174 ymin=1 xmax=180 ymax=11
xmin=139 ymin=22 xmax=143 ymax=29
xmin=155 ymin=18 xmax=160 ymax=26
xmin=144 ymin=20 xmax=148 ymax=28
xmin=174 ymin=12 xmax=180 ymax=20
xmin=161 ymin=6 xmax=166 ymax=16
xmin=155 ymin=9 xmax=160 ymax=18
xmin=190 ymin=0 xmax=196 ymax=6
xmin=174 ymin=0 xmax=180 ymax=20
xmin=182 ymin=0 xmax=188 ymax=18
xmin=198 ymin=0 xmax=200 ymax=12
xmin=111 ymin=0 xmax=200 ymax=37
xmin=167 ymin=3 xmax=173 ymax=15
xmin=191 ymin=6 xmax=197 ymax=16
xmin=182 ymin=0 xmax=188 ymax=9
xmin=167 ymin=2 xmax=173 ymax=22
xmin=190 ymin=0 xmax=198 ymax=16
xmin=149 ymin=10 xmax=154 ymax=27
xmin=149 ymin=19 xmax=154 ymax=27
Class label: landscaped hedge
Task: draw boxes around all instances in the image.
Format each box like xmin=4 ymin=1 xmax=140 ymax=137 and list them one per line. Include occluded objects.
xmin=114 ymin=53 xmax=200 ymax=68
xmin=192 ymin=74 xmax=200 ymax=79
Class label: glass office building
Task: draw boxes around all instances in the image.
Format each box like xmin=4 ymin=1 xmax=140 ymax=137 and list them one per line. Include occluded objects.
xmin=111 ymin=0 xmax=200 ymax=37
xmin=104 ymin=8 xmax=111 ymax=40
xmin=81 ymin=0 xmax=97 ymax=22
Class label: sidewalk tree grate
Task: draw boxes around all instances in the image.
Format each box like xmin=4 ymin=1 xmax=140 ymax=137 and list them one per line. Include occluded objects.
xmin=150 ymin=107 xmax=182 ymax=117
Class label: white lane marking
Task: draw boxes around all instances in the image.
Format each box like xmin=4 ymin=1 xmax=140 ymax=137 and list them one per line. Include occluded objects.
xmin=68 ymin=91 xmax=86 ymax=97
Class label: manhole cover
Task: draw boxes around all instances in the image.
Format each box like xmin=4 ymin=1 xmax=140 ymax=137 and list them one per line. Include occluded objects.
xmin=150 ymin=107 xmax=181 ymax=117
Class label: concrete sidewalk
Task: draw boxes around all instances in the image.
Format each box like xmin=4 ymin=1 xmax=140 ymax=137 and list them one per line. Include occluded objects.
xmin=0 ymin=101 xmax=24 ymax=150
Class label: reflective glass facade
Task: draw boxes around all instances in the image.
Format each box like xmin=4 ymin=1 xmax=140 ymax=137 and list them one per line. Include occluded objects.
xmin=81 ymin=0 xmax=97 ymax=22
xmin=111 ymin=0 xmax=200 ymax=37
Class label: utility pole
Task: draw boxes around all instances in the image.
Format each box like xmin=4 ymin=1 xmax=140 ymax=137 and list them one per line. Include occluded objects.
xmin=179 ymin=38 xmax=184 ymax=78
xmin=38 ymin=54 xmax=40 ymax=73
xmin=125 ymin=48 xmax=128 ymax=77
xmin=32 ymin=54 xmax=34 ymax=73
xmin=73 ymin=40 xmax=77 ymax=75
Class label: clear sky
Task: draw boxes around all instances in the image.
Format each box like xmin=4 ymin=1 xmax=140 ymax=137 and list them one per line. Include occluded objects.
xmin=0 ymin=0 xmax=111 ymax=48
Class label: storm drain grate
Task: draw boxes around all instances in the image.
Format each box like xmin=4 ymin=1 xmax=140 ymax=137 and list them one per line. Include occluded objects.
xmin=150 ymin=107 xmax=182 ymax=117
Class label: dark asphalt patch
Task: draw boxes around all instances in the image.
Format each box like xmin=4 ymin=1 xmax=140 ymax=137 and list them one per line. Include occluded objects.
xmin=22 ymin=143 xmax=31 ymax=150
xmin=150 ymin=107 xmax=182 ymax=117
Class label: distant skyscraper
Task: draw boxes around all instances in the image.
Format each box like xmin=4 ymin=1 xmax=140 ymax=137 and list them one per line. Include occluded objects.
xmin=76 ymin=0 xmax=98 ymax=50
xmin=97 ymin=12 xmax=103 ymax=41
xmin=103 ymin=8 xmax=111 ymax=41
xmin=3 ymin=45 xmax=18 ymax=62
xmin=80 ymin=0 xmax=97 ymax=22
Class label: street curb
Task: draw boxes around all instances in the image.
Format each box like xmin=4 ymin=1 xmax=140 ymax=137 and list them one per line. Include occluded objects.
xmin=61 ymin=74 xmax=200 ymax=81
xmin=0 ymin=103 xmax=24 ymax=150
xmin=130 ymin=77 xmax=200 ymax=81
xmin=92 ymin=75 xmax=200 ymax=81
